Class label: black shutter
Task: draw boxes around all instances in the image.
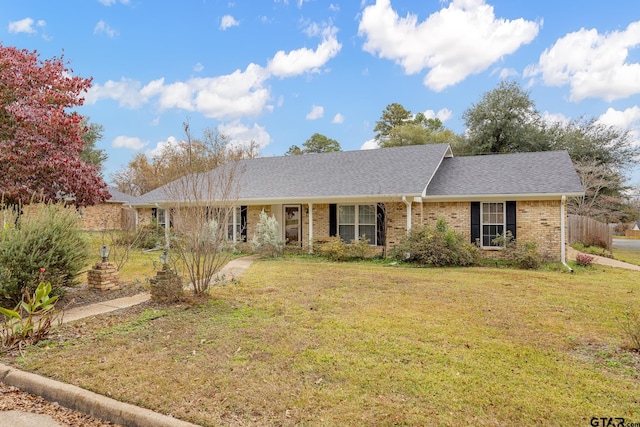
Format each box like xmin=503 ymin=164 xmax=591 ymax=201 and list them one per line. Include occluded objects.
xmin=376 ymin=203 xmax=386 ymax=246
xmin=506 ymin=201 xmax=516 ymax=239
xmin=151 ymin=207 xmax=157 ymax=220
xmin=329 ymin=204 xmax=337 ymax=237
xmin=240 ymin=206 xmax=247 ymax=242
xmin=470 ymin=202 xmax=480 ymax=245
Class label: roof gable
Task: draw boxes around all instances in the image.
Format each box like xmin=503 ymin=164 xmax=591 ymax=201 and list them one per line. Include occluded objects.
xmin=424 ymin=151 xmax=584 ymax=198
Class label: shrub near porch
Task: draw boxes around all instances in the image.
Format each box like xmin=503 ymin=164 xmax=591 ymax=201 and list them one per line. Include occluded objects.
xmin=11 ymin=259 xmax=640 ymax=426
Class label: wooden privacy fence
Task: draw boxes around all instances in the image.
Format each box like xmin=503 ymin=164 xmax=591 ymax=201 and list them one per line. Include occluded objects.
xmin=568 ymin=214 xmax=612 ymax=252
xmin=626 ymin=230 xmax=640 ymax=238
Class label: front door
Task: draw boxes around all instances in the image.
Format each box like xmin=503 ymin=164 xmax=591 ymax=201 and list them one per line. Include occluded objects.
xmin=284 ymin=205 xmax=301 ymax=246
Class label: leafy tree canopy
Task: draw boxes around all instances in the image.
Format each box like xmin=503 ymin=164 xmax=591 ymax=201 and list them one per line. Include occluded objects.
xmin=375 ymin=103 xmax=456 ymax=148
xmin=462 ymin=80 xmax=545 ymax=154
xmin=0 ymin=44 xmax=109 ymax=206
xmin=80 ymin=118 xmax=108 ymax=172
xmin=285 ymin=133 xmax=341 ymax=155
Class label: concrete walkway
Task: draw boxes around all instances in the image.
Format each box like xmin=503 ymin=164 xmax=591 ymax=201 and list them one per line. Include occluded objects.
xmin=566 ymin=246 xmax=640 ymax=271
xmin=1 ymin=255 xmax=259 ymax=427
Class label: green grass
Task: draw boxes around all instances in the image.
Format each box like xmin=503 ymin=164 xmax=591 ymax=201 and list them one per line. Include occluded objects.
xmin=6 ymin=258 xmax=640 ymax=426
xmin=613 ymin=248 xmax=640 ymax=266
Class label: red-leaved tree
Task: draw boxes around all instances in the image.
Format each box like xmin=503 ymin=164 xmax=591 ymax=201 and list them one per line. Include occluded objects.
xmin=0 ymin=44 xmax=110 ymax=207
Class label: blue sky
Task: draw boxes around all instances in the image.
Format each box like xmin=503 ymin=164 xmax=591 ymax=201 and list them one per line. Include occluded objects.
xmin=3 ymin=0 xmax=640 ymax=186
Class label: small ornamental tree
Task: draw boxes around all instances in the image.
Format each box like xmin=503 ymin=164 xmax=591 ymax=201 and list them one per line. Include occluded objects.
xmin=252 ymin=209 xmax=284 ymax=257
xmin=0 ymin=44 xmax=109 ymax=207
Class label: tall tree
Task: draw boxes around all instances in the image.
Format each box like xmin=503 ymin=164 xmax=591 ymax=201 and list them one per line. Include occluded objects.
xmin=285 ymin=133 xmax=341 ymax=155
xmin=80 ymin=118 xmax=108 ymax=173
xmin=374 ymin=103 xmax=412 ymax=143
xmin=375 ymin=105 xmax=456 ymax=148
xmin=461 ymin=80 xmax=546 ymax=154
xmin=0 ymin=44 xmax=109 ymax=206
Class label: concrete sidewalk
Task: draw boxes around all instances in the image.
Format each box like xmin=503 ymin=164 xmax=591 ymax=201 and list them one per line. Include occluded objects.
xmin=566 ymin=246 xmax=640 ymax=271
xmin=1 ymin=255 xmax=260 ymax=427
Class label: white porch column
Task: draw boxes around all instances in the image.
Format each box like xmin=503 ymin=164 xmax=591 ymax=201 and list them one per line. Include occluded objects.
xmin=164 ymin=208 xmax=170 ymax=249
xmin=402 ymin=196 xmax=412 ymax=233
xmin=308 ymin=203 xmax=314 ymax=253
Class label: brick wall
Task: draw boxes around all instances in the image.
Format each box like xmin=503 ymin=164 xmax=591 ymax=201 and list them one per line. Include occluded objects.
xmin=516 ymin=200 xmax=563 ymax=260
xmin=79 ymin=203 xmax=129 ymax=230
xmin=384 ymin=200 xmax=565 ymax=261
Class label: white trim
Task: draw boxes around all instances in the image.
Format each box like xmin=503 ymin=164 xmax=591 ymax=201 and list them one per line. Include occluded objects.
xmin=337 ymin=204 xmax=377 ymax=245
xmin=283 ymin=205 xmax=302 ymax=247
xmin=423 ymin=192 xmax=584 ymax=202
xmin=402 ymin=196 xmax=412 ymax=233
xmin=421 ymin=144 xmax=454 ymax=197
xmin=308 ymin=203 xmax=314 ymax=254
xmin=480 ymin=202 xmax=506 ymax=248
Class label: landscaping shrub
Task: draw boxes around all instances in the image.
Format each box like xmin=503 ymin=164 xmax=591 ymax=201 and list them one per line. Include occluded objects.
xmin=616 ymin=308 xmax=640 ymax=351
xmin=132 ymin=223 xmax=165 ymax=250
xmin=390 ymin=219 xmax=479 ymax=267
xmin=315 ymin=236 xmax=376 ymax=261
xmin=571 ymin=242 xmax=612 ymax=258
xmin=0 ymin=203 xmax=88 ymax=307
xmin=252 ymin=210 xmax=284 ymax=257
xmin=493 ymin=232 xmax=543 ymax=269
xmin=575 ymin=253 xmax=594 ymax=267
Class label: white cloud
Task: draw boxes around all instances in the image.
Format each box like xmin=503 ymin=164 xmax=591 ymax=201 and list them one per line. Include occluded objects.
xmin=360 ymin=138 xmax=379 ymax=150
xmin=8 ymin=17 xmax=37 ymax=34
xmin=598 ymin=106 xmax=640 ymax=145
xmin=525 ymin=21 xmax=640 ymax=102
xmin=220 ymin=15 xmax=239 ymax=30
xmin=332 ymin=113 xmax=344 ymax=124
xmin=218 ymin=121 xmax=271 ymax=149
xmin=94 ymin=20 xmax=119 ymax=38
xmin=112 ymin=136 xmax=148 ymax=150
xmin=421 ymin=108 xmax=452 ymax=122
xmin=542 ymin=111 xmax=571 ymax=126
xmin=193 ymin=62 xmax=204 ymax=72
xmin=85 ymin=78 xmax=147 ymax=108
xmin=98 ymin=0 xmax=130 ymax=5
xmin=86 ymin=64 xmax=272 ymax=119
xmin=306 ymin=105 xmax=324 ymax=120
xmin=358 ymin=0 xmax=540 ymax=91
xmin=495 ymin=67 xmax=519 ymax=79
xmin=329 ymin=3 xmax=340 ymax=12
xmin=267 ymin=25 xmax=342 ymax=77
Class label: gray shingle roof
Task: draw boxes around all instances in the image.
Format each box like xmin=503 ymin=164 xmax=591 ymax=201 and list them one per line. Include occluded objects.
xmin=424 ymin=150 xmax=584 ymax=197
xmin=106 ymin=187 xmax=138 ymax=203
xmin=133 ymin=145 xmax=584 ymax=205
xmin=136 ymin=144 xmax=452 ymax=204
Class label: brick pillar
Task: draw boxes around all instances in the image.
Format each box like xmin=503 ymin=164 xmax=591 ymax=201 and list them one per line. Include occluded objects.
xmin=87 ymin=262 xmax=120 ymax=291
xmin=150 ymin=267 xmax=183 ymax=303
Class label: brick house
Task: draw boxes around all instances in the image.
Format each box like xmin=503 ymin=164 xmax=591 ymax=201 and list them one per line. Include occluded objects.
xmin=78 ymin=187 xmax=136 ymax=230
xmin=129 ymin=144 xmax=584 ymax=262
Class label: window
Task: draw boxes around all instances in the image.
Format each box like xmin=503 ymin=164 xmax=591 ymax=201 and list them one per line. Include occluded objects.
xmin=207 ymin=206 xmax=243 ymax=241
xmin=338 ymin=204 xmax=377 ymax=245
xmin=481 ymin=202 xmax=504 ymax=247
xmin=152 ymin=208 xmax=166 ymax=227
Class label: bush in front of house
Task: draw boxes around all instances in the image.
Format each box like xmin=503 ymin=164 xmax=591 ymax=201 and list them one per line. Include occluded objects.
xmin=315 ymin=236 xmax=377 ymax=261
xmin=492 ymin=231 xmax=543 ymax=269
xmin=575 ymin=253 xmax=594 ymax=267
xmin=0 ymin=203 xmax=88 ymax=307
xmin=390 ymin=219 xmax=479 ymax=267
xmin=252 ymin=209 xmax=284 ymax=257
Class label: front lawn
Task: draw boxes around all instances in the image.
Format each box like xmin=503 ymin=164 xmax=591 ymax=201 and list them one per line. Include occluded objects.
xmin=7 ymin=258 xmax=640 ymax=426
xmin=613 ymin=248 xmax=640 ymax=266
